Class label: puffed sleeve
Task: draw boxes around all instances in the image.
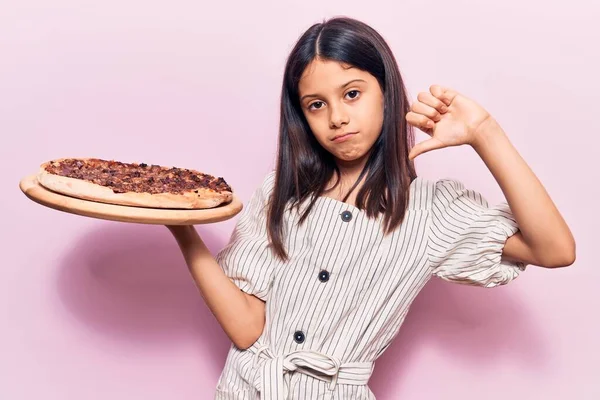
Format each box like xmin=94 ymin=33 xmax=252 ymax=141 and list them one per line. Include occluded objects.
xmin=214 ymin=170 xmax=276 ymax=301
xmin=427 ymin=178 xmax=527 ymax=288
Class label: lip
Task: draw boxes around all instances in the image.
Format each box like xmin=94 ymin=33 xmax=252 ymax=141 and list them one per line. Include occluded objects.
xmin=332 ymin=132 xmax=357 ymax=143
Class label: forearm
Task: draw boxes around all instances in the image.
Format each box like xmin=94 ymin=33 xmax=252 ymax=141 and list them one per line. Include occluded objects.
xmin=471 ymin=118 xmax=576 ymax=266
xmin=170 ymin=226 xmax=265 ymax=349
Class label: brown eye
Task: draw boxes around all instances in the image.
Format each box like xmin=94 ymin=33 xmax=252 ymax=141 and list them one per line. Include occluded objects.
xmin=346 ymin=90 xmax=360 ymax=99
xmin=308 ymin=101 xmax=324 ymax=110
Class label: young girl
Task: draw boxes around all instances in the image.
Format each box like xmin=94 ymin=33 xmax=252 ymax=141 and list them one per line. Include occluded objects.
xmin=167 ymin=16 xmax=575 ymax=400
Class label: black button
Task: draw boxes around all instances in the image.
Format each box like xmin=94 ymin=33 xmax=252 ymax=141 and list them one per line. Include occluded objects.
xmin=293 ymin=330 xmax=305 ymax=344
xmin=341 ymin=210 xmax=353 ymax=222
xmin=318 ymin=270 xmax=330 ymax=282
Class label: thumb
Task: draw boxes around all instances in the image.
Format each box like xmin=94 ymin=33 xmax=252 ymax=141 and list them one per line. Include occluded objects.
xmin=408 ymin=138 xmax=445 ymax=160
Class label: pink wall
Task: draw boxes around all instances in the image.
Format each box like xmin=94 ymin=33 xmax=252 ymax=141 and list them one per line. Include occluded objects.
xmin=1 ymin=1 xmax=598 ymax=398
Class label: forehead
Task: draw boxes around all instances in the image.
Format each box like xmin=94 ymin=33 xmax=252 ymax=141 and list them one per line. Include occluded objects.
xmin=298 ymin=58 xmax=370 ymax=93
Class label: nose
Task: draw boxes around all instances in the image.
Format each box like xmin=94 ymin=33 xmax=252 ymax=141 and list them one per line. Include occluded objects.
xmin=329 ymin=104 xmax=349 ymax=129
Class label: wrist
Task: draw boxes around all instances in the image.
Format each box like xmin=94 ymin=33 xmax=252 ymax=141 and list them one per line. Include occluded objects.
xmin=169 ymin=225 xmax=203 ymax=247
xmin=470 ymin=117 xmax=505 ymax=152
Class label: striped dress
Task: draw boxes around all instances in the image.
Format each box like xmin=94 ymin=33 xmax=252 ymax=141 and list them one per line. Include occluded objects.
xmin=214 ymin=170 xmax=526 ymax=399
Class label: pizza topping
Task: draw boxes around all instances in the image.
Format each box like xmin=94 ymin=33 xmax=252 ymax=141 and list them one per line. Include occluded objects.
xmin=44 ymin=158 xmax=232 ymax=195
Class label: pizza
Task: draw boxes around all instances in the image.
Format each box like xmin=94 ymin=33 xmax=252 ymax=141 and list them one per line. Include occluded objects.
xmin=36 ymin=157 xmax=233 ymax=209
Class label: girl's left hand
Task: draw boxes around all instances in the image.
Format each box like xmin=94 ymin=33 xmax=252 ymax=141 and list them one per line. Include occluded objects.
xmin=406 ymin=85 xmax=494 ymax=160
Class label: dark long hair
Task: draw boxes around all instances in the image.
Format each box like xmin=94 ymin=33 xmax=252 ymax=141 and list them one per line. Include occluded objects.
xmin=267 ymin=16 xmax=417 ymax=262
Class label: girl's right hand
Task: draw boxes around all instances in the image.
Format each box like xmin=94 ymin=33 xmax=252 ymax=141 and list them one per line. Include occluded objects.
xmin=165 ymin=224 xmax=193 ymax=236
xmin=165 ymin=225 xmax=202 ymax=248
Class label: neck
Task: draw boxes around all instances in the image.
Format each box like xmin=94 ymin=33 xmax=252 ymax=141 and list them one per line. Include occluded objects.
xmin=335 ymin=152 xmax=369 ymax=182
xmin=326 ymin=153 xmax=370 ymax=197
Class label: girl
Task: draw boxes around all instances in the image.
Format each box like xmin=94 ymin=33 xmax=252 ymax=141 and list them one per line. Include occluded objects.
xmin=167 ymin=16 xmax=575 ymax=400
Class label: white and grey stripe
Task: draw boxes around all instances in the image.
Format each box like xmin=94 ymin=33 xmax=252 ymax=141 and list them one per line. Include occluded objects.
xmin=214 ymin=171 xmax=525 ymax=399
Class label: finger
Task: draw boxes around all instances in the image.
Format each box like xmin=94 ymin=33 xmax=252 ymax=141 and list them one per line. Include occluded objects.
xmin=408 ymin=138 xmax=445 ymax=160
xmin=406 ymin=111 xmax=435 ymax=131
xmin=410 ymin=101 xmax=442 ymax=122
xmin=416 ymin=92 xmax=447 ymax=115
xmin=429 ymin=84 xmax=458 ymax=106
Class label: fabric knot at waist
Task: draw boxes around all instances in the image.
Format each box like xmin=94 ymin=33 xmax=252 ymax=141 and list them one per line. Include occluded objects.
xmin=250 ymin=344 xmax=374 ymax=399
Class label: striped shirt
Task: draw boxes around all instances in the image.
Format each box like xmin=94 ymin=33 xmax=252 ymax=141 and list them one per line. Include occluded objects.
xmin=214 ymin=170 xmax=526 ymax=399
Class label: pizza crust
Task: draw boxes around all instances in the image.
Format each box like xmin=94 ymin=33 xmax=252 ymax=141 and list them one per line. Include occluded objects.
xmin=36 ymin=161 xmax=233 ymax=209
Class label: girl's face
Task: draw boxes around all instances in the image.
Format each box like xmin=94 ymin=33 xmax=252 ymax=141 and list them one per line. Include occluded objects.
xmin=298 ymin=58 xmax=385 ymax=167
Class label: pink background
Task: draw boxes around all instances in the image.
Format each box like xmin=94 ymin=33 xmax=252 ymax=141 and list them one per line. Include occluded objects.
xmin=1 ymin=1 xmax=598 ymax=398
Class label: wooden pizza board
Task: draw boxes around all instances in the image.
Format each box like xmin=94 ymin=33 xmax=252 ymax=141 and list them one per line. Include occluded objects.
xmin=19 ymin=174 xmax=243 ymax=225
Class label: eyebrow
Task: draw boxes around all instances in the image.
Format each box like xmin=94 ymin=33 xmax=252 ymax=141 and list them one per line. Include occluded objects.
xmin=300 ymin=79 xmax=367 ymax=102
